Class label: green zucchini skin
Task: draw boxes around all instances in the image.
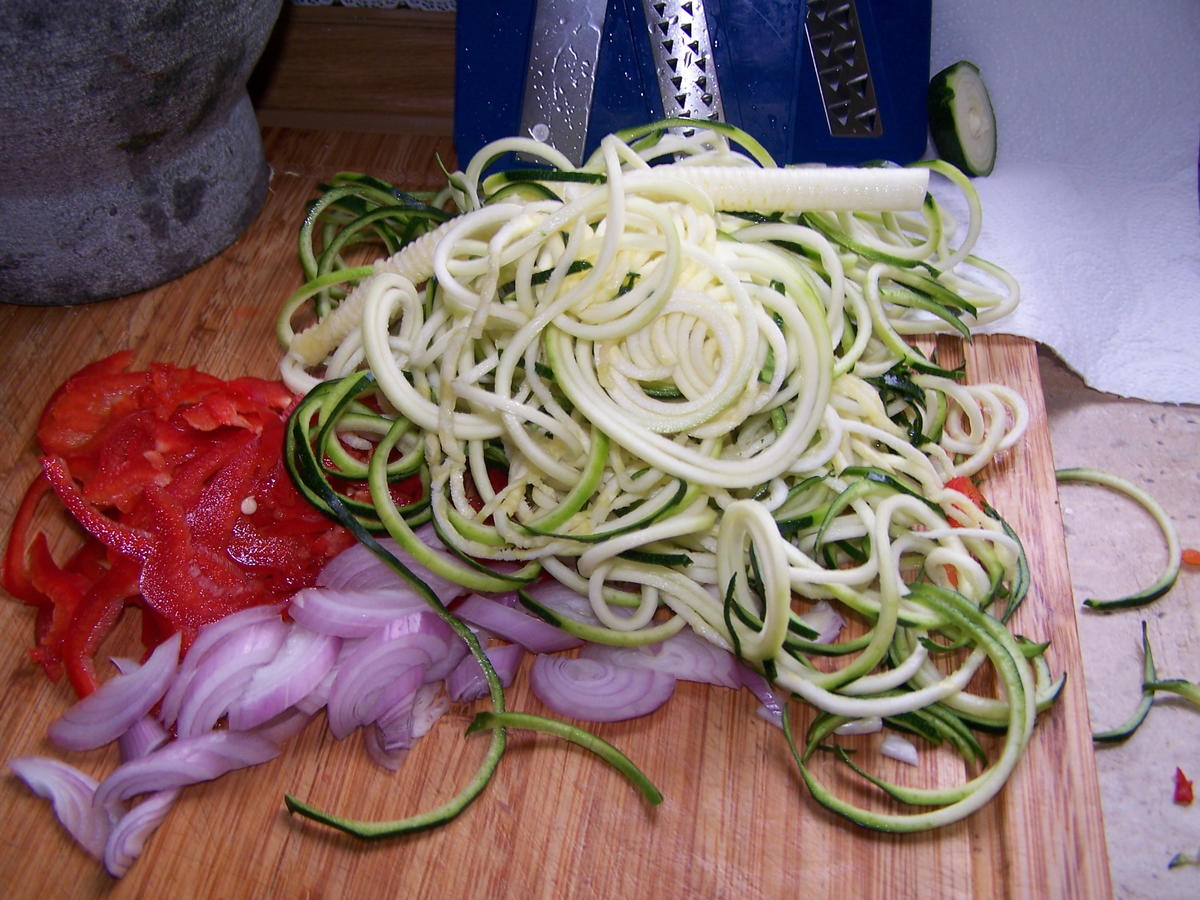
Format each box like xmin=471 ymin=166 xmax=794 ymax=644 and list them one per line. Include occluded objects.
xmin=928 ymin=60 xmax=997 ymax=177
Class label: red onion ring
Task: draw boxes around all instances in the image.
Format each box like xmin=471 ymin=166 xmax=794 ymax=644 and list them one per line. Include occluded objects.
xmin=9 ymin=757 xmax=110 ymax=858
xmin=245 ymin=707 xmax=316 ymax=746
xmin=454 ymin=594 xmax=581 ymax=653
xmin=445 ymin=643 xmax=525 ymax=703
xmin=520 ymin=579 xmax=603 ymax=624
xmin=530 ymin=655 xmax=676 ymax=722
xmin=48 ymin=632 xmax=181 ymax=752
xmin=798 ymin=599 xmax=846 ymax=645
xmin=370 ymin=683 xmax=450 ymax=763
xmin=117 ymin=714 xmax=171 ymax=762
xmin=738 ymin=665 xmax=785 ymax=728
xmin=579 ymin=629 xmax=741 ymax=689
xmin=325 ymin=612 xmax=449 ymax=738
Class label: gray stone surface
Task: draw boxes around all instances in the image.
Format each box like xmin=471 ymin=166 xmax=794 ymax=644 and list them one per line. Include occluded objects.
xmin=0 ymin=0 xmax=282 ymax=305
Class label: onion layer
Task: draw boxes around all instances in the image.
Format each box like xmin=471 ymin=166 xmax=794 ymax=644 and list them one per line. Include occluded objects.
xmin=455 ymin=594 xmax=581 ymax=653
xmin=48 ymin=633 xmax=182 ymax=752
xmin=580 ymin=628 xmax=741 ymax=688
xmin=530 ymin=655 xmax=676 ymax=722
xmin=92 ymin=732 xmax=280 ymax=815
xmin=9 ymin=757 xmax=109 ymax=858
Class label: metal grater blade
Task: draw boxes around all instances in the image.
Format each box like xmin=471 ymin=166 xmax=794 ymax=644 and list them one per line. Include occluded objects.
xmin=640 ymin=0 xmax=724 ymax=125
xmin=805 ymin=0 xmax=882 ymax=138
xmin=519 ymin=0 xmax=607 ymax=165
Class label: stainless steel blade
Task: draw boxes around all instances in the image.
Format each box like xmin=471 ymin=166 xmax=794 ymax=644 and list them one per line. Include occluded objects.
xmin=519 ymin=0 xmax=607 ymax=165
xmin=640 ymin=0 xmax=724 ymax=124
xmin=805 ymin=0 xmax=883 ymax=137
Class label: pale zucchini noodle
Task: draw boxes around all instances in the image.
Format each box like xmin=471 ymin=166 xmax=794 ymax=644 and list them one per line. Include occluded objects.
xmin=278 ymin=122 xmax=1046 ymax=830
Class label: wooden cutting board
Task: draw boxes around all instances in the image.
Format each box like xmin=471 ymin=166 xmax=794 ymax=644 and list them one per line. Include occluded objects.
xmin=0 ymin=128 xmax=1111 ymax=899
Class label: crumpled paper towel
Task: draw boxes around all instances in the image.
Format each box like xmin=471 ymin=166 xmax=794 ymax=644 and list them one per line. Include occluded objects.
xmin=930 ymin=0 xmax=1200 ymax=404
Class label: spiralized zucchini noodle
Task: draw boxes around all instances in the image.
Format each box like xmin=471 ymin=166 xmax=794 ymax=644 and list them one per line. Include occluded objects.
xmin=276 ymin=120 xmax=1057 ymax=830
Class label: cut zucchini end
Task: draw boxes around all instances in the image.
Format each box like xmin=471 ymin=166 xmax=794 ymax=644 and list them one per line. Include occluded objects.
xmin=928 ymin=60 xmax=997 ymax=177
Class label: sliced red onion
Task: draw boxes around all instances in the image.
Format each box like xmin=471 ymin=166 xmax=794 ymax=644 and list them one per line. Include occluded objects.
xmin=579 ymin=629 xmax=741 ymax=689
xmin=455 ymin=594 xmax=581 ymax=653
xmin=316 ymin=533 xmax=464 ymax=602
xmin=738 ymin=665 xmax=784 ymax=728
xmin=362 ymin=724 xmax=408 ymax=772
xmin=881 ymin=733 xmax=920 ymax=766
xmin=288 ymin=587 xmax=432 ymax=638
xmin=118 ymin=715 xmax=171 ymax=762
xmin=325 ymin=613 xmax=448 ymax=738
xmin=445 ymin=643 xmax=524 ymax=703
xmin=519 ymin=579 xmax=603 ymax=624
xmin=835 ymin=716 xmax=883 ymax=736
xmin=48 ymin=632 xmax=182 ymax=752
xmin=371 ymin=683 xmax=449 ymax=761
xmin=225 ymin=625 xmax=340 ymax=731
xmin=530 ymin=655 xmax=676 ymax=722
xmin=295 ymin=662 xmax=339 ymax=716
xmin=797 ymin=599 xmax=846 ymax=645
xmin=173 ymin=616 xmax=290 ymax=738
xmin=330 ymin=662 xmax=424 ymax=742
xmin=159 ymin=605 xmax=285 ymax=727
xmin=108 ymin=703 xmax=180 ymax=876
xmin=9 ymin=757 xmax=110 ymax=858
xmin=92 ymin=731 xmax=280 ymax=816
xmin=103 ymin=788 xmax=180 ymax=878
xmin=245 ymin=707 xmax=316 ymax=746
xmin=410 ymin=683 xmax=449 ymax=739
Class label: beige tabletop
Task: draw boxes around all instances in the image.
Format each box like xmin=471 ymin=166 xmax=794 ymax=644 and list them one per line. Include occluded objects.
xmin=1038 ymin=350 xmax=1200 ymax=899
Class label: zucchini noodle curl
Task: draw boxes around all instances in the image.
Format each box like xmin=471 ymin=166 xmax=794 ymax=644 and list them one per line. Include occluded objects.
xmin=277 ymin=121 xmax=1051 ymax=831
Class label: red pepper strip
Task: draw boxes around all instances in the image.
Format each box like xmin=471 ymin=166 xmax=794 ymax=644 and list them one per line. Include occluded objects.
xmin=37 ymin=371 xmax=150 ymax=463
xmin=945 ymin=475 xmax=987 ymax=527
xmin=1 ymin=473 xmax=52 ymax=604
xmin=138 ymin=485 xmax=257 ymax=636
xmin=164 ymin=432 xmax=254 ymax=509
xmin=40 ymin=456 xmax=156 ymax=560
xmin=1175 ymin=767 xmax=1195 ymax=805
xmin=25 ymin=536 xmax=89 ymax=669
xmin=59 ymin=558 xmax=141 ymax=697
xmin=186 ymin=433 xmax=260 ymax=546
xmin=942 ymin=476 xmax=990 ymax=587
xmin=1182 ymin=548 xmax=1200 ymax=567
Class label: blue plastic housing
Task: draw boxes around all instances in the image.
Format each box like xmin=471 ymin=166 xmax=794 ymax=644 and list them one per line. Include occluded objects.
xmin=454 ymin=0 xmax=931 ymax=167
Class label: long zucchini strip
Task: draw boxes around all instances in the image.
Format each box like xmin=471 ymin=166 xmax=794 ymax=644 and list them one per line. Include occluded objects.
xmin=1055 ymin=467 xmax=1182 ymax=610
xmin=272 ymin=117 xmax=1051 ymax=836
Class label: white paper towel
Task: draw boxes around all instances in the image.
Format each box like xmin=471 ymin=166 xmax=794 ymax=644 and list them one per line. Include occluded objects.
xmin=929 ymin=0 xmax=1200 ymax=404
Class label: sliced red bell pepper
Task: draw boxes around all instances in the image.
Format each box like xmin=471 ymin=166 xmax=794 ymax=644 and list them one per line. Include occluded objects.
xmin=1 ymin=474 xmax=52 ymax=605
xmin=945 ymin=475 xmax=987 ymax=527
xmin=5 ymin=352 xmax=354 ymax=698
xmin=40 ymin=456 xmax=156 ymax=560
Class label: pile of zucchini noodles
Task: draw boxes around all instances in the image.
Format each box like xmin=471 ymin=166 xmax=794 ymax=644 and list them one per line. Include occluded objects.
xmin=276 ymin=120 xmax=1062 ymax=832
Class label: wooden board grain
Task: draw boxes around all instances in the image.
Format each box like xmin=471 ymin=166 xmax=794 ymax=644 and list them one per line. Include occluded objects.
xmin=0 ymin=129 xmax=1111 ymax=899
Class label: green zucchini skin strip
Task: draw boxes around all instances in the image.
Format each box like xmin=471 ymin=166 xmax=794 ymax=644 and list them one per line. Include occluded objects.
xmin=467 ymin=712 xmax=663 ymax=805
xmin=1144 ymin=678 xmax=1200 ymax=707
xmin=269 ymin=118 xmax=1053 ymax=841
xmin=1055 ymin=467 xmax=1182 ymax=610
xmin=281 ymin=382 xmax=509 ymax=839
xmin=1092 ymin=621 xmax=1157 ymax=743
xmin=787 ymin=584 xmax=1037 ymax=832
xmin=517 ymin=589 xmax=685 ymax=647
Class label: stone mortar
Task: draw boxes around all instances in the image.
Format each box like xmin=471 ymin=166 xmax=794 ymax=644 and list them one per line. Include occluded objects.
xmin=0 ymin=0 xmax=282 ymax=306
